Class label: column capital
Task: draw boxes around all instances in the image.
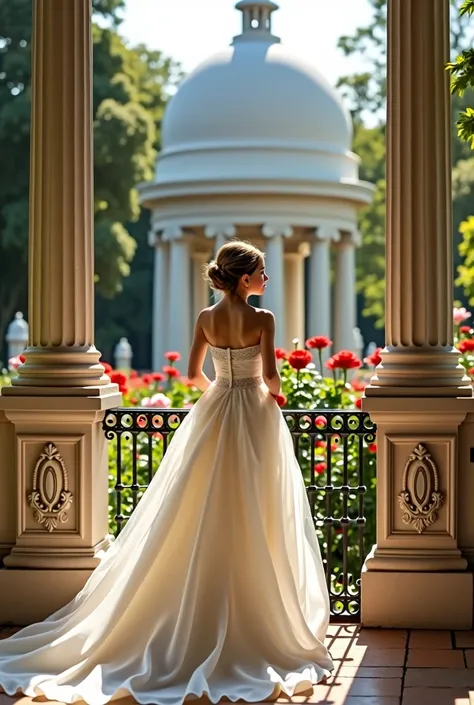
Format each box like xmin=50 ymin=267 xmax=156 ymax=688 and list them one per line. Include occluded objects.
xmin=204 ymin=224 xmax=237 ymax=240
xmin=162 ymin=226 xmax=186 ymax=242
xmin=261 ymin=224 xmax=293 ymax=239
xmin=313 ymin=225 xmax=341 ymax=243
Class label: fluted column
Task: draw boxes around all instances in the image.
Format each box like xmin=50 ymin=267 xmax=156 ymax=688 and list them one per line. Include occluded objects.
xmin=284 ymin=251 xmax=305 ymax=349
xmin=365 ymin=0 xmax=471 ymax=397
xmin=166 ymin=228 xmax=192 ymax=361
xmin=261 ymin=225 xmax=292 ymax=348
xmin=308 ymin=228 xmax=334 ymax=359
xmin=204 ymin=224 xmax=237 ymax=258
xmin=0 ymin=1 xmax=122 ymax=621
xmin=361 ymin=0 xmax=473 ymax=631
xmin=192 ymin=252 xmax=210 ymax=321
xmin=7 ymin=0 xmax=107 ymax=392
xmin=333 ymin=235 xmax=357 ymax=353
xmin=150 ymin=231 xmax=169 ymax=371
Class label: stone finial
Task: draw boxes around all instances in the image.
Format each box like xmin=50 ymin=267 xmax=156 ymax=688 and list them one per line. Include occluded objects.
xmin=6 ymin=312 xmax=29 ymax=358
xmin=114 ymin=337 xmax=132 ymax=371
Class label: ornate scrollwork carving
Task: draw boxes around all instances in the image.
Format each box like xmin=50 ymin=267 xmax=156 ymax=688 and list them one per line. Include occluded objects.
xmin=398 ymin=443 xmax=443 ymax=534
xmin=28 ymin=443 xmax=74 ymax=532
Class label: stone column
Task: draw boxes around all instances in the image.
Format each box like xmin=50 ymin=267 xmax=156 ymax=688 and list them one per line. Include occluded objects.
xmin=361 ymin=0 xmax=473 ymax=630
xmin=204 ymin=224 xmax=237 ymax=259
xmin=261 ymin=225 xmax=292 ymax=348
xmin=307 ymin=228 xmax=335 ymax=359
xmin=333 ymin=234 xmax=357 ymax=353
xmin=192 ymin=252 xmax=211 ymax=321
xmin=0 ymin=0 xmax=122 ymax=624
xmin=284 ymin=251 xmax=305 ymax=349
xmin=150 ymin=231 xmax=169 ymax=371
xmin=166 ymin=228 xmax=192 ymax=362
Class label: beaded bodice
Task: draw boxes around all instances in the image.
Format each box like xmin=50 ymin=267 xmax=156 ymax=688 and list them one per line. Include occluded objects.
xmin=210 ymin=344 xmax=263 ymax=389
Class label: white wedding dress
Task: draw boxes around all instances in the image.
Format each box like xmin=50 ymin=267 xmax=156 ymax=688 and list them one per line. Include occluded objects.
xmin=0 ymin=344 xmax=333 ymax=705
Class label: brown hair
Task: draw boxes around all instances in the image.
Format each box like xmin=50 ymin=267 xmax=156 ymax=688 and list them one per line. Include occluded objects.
xmin=204 ymin=240 xmax=263 ymax=293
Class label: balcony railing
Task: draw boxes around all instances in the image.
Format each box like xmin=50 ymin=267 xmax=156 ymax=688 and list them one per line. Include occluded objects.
xmin=103 ymin=408 xmax=376 ymax=623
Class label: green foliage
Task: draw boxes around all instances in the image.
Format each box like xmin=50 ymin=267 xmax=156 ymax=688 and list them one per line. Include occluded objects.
xmin=0 ymin=0 xmax=179 ymax=344
xmin=457 ymin=216 xmax=474 ymax=303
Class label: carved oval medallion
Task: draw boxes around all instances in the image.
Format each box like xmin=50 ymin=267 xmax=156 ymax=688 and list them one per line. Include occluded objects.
xmin=28 ymin=443 xmax=74 ymax=532
xmin=398 ymin=443 xmax=443 ymax=534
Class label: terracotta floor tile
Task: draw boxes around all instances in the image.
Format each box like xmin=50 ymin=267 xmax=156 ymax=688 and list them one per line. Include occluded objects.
xmin=409 ymin=630 xmax=453 ymax=649
xmin=343 ymin=699 xmax=400 ymax=705
xmin=405 ymin=668 xmax=474 ymax=688
xmin=456 ymin=632 xmax=474 ymax=649
xmin=330 ymin=645 xmax=405 ymax=667
xmin=355 ymin=628 xmax=407 ymax=648
xmin=407 ymin=648 xmax=465 ymax=668
xmin=402 ymin=688 xmax=472 ymax=705
xmin=326 ymin=624 xmax=359 ymax=639
xmin=331 ymin=666 xmax=403 ymax=678
xmin=297 ymin=676 xmax=401 ymax=703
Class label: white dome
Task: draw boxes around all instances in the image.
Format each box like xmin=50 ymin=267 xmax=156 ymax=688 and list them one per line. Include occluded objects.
xmin=140 ymin=1 xmax=374 ymax=230
xmin=155 ymin=1 xmax=358 ymax=187
xmin=162 ymin=43 xmax=352 ymax=154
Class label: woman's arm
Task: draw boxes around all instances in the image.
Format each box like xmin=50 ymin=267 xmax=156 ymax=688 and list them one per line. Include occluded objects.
xmin=260 ymin=310 xmax=281 ymax=396
xmin=187 ymin=312 xmax=212 ymax=392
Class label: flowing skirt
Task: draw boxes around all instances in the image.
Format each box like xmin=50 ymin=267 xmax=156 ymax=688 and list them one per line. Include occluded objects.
xmin=0 ymin=382 xmax=333 ymax=705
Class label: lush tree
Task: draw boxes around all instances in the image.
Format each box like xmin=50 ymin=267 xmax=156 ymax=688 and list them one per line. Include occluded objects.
xmin=0 ymin=0 xmax=178 ymax=356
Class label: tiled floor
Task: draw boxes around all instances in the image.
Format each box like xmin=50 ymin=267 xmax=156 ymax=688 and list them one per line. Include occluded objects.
xmin=1 ymin=625 xmax=474 ymax=704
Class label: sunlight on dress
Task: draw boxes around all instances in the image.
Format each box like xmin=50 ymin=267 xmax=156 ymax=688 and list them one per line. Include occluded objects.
xmin=0 ymin=344 xmax=333 ymax=705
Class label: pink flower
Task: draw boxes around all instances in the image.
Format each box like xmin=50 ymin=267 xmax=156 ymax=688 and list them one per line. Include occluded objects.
xmin=141 ymin=393 xmax=172 ymax=408
xmin=454 ymin=307 xmax=471 ymax=324
xmin=8 ymin=355 xmax=24 ymax=370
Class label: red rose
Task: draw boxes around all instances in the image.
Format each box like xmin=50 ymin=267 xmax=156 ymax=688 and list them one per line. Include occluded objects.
xmin=275 ymin=348 xmax=288 ymax=360
xmin=272 ymin=393 xmax=287 ymax=407
xmin=306 ymin=336 xmax=332 ymax=350
xmin=458 ymin=339 xmax=474 ymax=353
xmin=364 ymin=347 xmax=383 ymax=367
xmin=460 ymin=326 xmax=472 ymax=334
xmin=142 ymin=373 xmax=153 ymax=385
xmin=130 ymin=370 xmax=138 ymax=379
xmin=314 ymin=462 xmax=326 ymax=475
xmin=130 ymin=397 xmax=138 ymax=405
xmin=101 ymin=362 xmax=113 ymax=375
xmin=368 ymin=443 xmax=377 ymax=454
xmin=163 ymin=366 xmax=181 ymax=378
xmin=328 ymin=350 xmax=362 ymax=370
xmin=355 ymin=398 xmax=362 ymax=409
xmin=152 ymin=372 xmax=165 ymax=382
xmin=351 ymin=379 xmax=366 ymax=392
xmin=288 ymin=349 xmax=312 ymax=370
xmin=110 ymin=371 xmax=128 ymax=394
xmin=165 ymin=351 xmax=181 ymax=362
xmin=469 ymin=368 xmax=474 ymax=377
xmin=325 ymin=357 xmax=336 ymax=370
xmin=315 ymin=440 xmax=326 ymax=449
xmin=19 ymin=353 xmax=26 ymax=363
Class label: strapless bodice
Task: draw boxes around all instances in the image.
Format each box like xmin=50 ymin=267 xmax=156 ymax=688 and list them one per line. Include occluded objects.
xmin=210 ymin=344 xmax=263 ymax=389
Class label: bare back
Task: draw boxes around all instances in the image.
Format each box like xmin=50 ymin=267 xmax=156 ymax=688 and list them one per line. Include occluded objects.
xmin=187 ymin=296 xmax=279 ymax=393
xmin=201 ymin=298 xmax=263 ymax=349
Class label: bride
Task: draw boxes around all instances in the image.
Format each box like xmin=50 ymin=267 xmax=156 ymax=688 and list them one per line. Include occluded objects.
xmin=0 ymin=240 xmax=333 ymax=704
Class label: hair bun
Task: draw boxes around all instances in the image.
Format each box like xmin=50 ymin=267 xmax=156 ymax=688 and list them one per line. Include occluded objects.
xmin=204 ymin=260 xmax=232 ymax=292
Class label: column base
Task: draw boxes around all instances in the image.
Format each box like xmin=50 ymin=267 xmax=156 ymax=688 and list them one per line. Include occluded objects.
xmin=3 ymin=535 xmax=112 ymax=570
xmin=361 ymin=565 xmax=473 ymax=629
xmin=0 ymin=568 xmax=92 ymax=625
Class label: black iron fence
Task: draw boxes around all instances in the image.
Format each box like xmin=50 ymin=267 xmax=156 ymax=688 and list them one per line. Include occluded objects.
xmin=103 ymin=408 xmax=376 ymax=622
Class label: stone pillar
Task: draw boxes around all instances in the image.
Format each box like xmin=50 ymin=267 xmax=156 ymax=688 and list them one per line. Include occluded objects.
xmin=150 ymin=231 xmax=169 ymax=371
xmin=307 ymin=228 xmax=334 ymax=359
xmin=0 ymin=0 xmax=122 ymax=623
xmin=361 ymin=0 xmax=473 ymax=630
xmin=333 ymin=234 xmax=357 ymax=353
xmin=261 ymin=225 xmax=292 ymax=348
xmin=192 ymin=252 xmax=210 ymax=321
xmin=284 ymin=251 xmax=305 ymax=349
xmin=204 ymin=224 xmax=237 ymax=259
xmin=166 ymin=228 xmax=192 ymax=361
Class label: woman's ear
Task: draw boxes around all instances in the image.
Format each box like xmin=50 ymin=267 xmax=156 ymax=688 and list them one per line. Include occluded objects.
xmin=243 ymin=275 xmax=250 ymax=287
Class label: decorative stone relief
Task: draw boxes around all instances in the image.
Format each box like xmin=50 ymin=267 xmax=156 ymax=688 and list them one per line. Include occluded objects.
xmin=398 ymin=443 xmax=443 ymax=534
xmin=28 ymin=443 xmax=74 ymax=532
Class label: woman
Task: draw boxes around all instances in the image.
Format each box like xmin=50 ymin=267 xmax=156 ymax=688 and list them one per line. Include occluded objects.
xmin=0 ymin=241 xmax=333 ymax=704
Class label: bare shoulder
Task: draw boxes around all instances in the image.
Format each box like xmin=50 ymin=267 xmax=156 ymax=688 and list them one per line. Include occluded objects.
xmin=255 ymin=308 xmax=275 ymax=329
xmin=196 ymin=306 xmax=214 ymax=323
